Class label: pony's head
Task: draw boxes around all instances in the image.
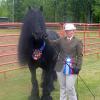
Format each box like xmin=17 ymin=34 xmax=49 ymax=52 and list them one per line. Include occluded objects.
xmin=22 ymin=7 xmax=47 ymax=40
xmin=18 ymin=7 xmax=48 ymax=65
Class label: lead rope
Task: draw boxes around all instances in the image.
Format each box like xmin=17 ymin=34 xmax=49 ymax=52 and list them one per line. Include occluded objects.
xmin=78 ymin=75 xmax=95 ymax=100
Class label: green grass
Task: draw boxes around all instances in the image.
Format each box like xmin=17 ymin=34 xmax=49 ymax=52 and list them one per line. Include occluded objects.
xmin=0 ymin=55 xmax=100 ymax=100
xmin=0 ymin=68 xmax=33 ymax=100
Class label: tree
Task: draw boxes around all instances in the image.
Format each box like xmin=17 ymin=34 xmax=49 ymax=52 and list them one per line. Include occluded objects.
xmin=14 ymin=0 xmax=25 ymax=22
xmin=93 ymin=0 xmax=100 ymax=22
xmin=6 ymin=0 xmax=15 ymax=21
xmin=0 ymin=0 xmax=8 ymax=17
xmin=0 ymin=0 xmax=100 ymax=23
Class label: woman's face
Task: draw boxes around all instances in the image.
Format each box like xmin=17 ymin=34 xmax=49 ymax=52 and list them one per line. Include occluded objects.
xmin=65 ymin=30 xmax=75 ymax=38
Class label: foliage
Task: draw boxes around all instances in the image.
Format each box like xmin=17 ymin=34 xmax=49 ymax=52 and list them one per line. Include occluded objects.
xmin=0 ymin=0 xmax=8 ymax=17
xmin=14 ymin=0 xmax=25 ymax=22
xmin=0 ymin=0 xmax=100 ymax=23
xmin=92 ymin=0 xmax=100 ymax=22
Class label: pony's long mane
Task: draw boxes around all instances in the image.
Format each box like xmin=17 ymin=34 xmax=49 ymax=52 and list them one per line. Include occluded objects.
xmin=18 ymin=8 xmax=47 ymax=65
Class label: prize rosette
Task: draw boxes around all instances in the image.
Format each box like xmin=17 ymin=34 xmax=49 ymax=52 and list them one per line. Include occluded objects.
xmin=63 ymin=57 xmax=73 ymax=75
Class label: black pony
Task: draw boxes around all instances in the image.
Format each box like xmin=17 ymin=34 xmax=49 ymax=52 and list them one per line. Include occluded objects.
xmin=18 ymin=8 xmax=59 ymax=100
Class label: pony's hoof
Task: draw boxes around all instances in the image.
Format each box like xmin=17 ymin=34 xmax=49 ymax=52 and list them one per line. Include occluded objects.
xmin=28 ymin=96 xmax=40 ymax=100
xmin=41 ymin=96 xmax=52 ymax=100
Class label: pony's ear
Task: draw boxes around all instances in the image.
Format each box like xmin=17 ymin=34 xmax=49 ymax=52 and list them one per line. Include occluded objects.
xmin=40 ymin=6 xmax=43 ymax=12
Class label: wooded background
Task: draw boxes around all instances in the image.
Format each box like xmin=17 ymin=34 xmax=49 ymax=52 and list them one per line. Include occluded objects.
xmin=0 ymin=0 xmax=100 ymax=23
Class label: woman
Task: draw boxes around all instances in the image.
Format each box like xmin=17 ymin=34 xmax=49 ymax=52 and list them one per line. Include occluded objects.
xmin=55 ymin=23 xmax=83 ymax=100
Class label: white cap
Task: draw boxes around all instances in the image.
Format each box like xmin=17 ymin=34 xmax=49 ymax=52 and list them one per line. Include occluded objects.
xmin=64 ymin=23 xmax=76 ymax=30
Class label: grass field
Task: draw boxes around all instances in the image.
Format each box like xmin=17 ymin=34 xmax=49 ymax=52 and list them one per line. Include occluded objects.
xmin=0 ymin=28 xmax=100 ymax=100
xmin=0 ymin=55 xmax=100 ymax=100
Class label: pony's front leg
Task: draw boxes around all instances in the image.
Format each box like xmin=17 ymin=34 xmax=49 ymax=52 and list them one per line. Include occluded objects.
xmin=28 ymin=63 xmax=40 ymax=100
xmin=41 ymin=69 xmax=53 ymax=100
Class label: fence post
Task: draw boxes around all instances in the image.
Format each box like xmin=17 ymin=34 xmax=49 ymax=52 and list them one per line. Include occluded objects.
xmin=83 ymin=24 xmax=86 ymax=55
